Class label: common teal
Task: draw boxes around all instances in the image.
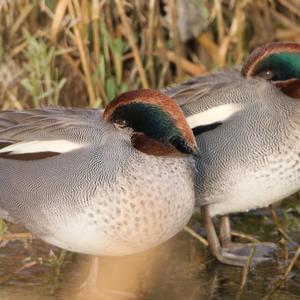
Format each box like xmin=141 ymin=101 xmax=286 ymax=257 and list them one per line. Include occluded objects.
xmin=0 ymin=89 xmax=197 ymax=281
xmin=163 ymin=42 xmax=300 ymax=266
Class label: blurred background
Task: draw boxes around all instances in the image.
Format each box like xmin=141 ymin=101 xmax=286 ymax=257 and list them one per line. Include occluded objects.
xmin=1 ymin=0 xmax=300 ymax=109
xmin=0 ymin=0 xmax=300 ymax=299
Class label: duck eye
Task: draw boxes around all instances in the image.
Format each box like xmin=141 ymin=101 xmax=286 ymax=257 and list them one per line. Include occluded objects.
xmin=256 ymin=70 xmax=274 ymax=80
xmin=114 ymin=119 xmax=128 ymax=128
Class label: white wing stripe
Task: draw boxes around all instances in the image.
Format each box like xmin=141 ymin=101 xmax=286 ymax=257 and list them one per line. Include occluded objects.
xmin=0 ymin=140 xmax=85 ymax=154
xmin=186 ymin=103 xmax=243 ymax=129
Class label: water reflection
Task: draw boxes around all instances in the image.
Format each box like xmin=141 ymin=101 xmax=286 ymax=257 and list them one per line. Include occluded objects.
xmin=1 ymin=201 xmax=300 ymax=300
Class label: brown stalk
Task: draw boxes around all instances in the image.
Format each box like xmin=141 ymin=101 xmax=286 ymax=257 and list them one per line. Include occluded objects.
xmin=91 ymin=0 xmax=101 ymax=66
xmin=0 ymin=232 xmax=33 ymax=242
xmin=164 ymin=50 xmax=206 ymax=75
xmin=80 ymin=0 xmax=90 ymax=38
xmin=283 ymin=246 xmax=300 ymax=278
xmin=8 ymin=2 xmax=35 ymax=41
xmin=283 ymin=240 xmax=289 ymax=262
xmin=231 ymin=230 xmax=260 ymax=243
xmin=183 ymin=226 xmax=208 ymax=247
xmin=214 ymin=0 xmax=225 ymax=43
xmin=270 ymin=205 xmax=291 ymax=242
xmin=198 ymin=33 xmax=220 ymax=63
xmin=218 ymin=3 xmax=240 ymax=66
xmin=9 ymin=40 xmax=28 ymax=58
xmin=15 ymin=261 xmax=38 ymax=274
xmin=5 ymin=90 xmax=23 ymax=110
xmin=241 ymin=246 xmax=255 ymax=288
xmin=275 ymin=30 xmax=300 ymax=42
xmin=235 ymin=246 xmax=255 ymax=300
xmin=51 ymin=0 xmax=69 ymax=42
xmin=68 ymin=0 xmax=97 ymax=107
xmin=146 ymin=0 xmax=157 ymax=86
xmin=263 ymin=246 xmax=300 ymax=300
xmin=236 ymin=7 xmax=246 ymax=65
xmin=57 ymin=46 xmax=81 ymax=71
xmin=115 ymin=0 xmax=149 ymax=88
xmin=39 ymin=2 xmax=79 ymax=46
xmin=103 ymin=2 xmax=113 ymax=76
xmin=157 ymin=61 xmax=170 ymax=88
xmin=91 ymin=0 xmax=107 ymax=105
xmin=166 ymin=0 xmax=184 ymax=80
xmin=277 ymin=0 xmax=300 ymax=18
xmin=271 ymin=9 xmax=300 ymax=33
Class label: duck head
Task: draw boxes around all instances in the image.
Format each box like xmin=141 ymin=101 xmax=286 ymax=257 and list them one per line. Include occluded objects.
xmin=242 ymin=42 xmax=300 ymax=99
xmin=103 ymin=89 xmax=198 ymax=156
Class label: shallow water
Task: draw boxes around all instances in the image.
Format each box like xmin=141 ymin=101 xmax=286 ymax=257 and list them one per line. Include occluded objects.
xmin=1 ymin=197 xmax=300 ymax=300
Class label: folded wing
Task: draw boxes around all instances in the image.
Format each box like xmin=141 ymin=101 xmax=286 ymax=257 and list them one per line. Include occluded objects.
xmin=0 ymin=107 xmax=104 ymax=160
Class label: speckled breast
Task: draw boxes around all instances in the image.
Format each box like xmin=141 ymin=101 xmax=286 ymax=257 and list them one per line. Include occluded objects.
xmin=41 ymin=154 xmax=195 ymax=256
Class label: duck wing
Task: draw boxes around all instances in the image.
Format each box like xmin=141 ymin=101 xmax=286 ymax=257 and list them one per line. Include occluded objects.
xmin=162 ymin=70 xmax=242 ymax=107
xmin=162 ymin=70 xmax=247 ymax=133
xmin=0 ymin=107 xmax=106 ymax=160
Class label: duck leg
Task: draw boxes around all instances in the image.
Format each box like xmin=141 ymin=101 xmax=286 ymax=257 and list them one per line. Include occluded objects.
xmin=80 ymin=256 xmax=138 ymax=299
xmin=202 ymin=206 xmax=274 ymax=267
xmin=219 ymin=214 xmax=255 ymax=255
xmin=219 ymin=215 xmax=231 ymax=248
xmin=217 ymin=214 xmax=277 ymax=264
xmin=202 ymin=205 xmax=248 ymax=266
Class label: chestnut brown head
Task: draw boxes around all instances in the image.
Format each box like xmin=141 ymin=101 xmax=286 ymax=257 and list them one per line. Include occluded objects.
xmin=103 ymin=89 xmax=198 ymax=156
xmin=242 ymin=42 xmax=300 ymax=98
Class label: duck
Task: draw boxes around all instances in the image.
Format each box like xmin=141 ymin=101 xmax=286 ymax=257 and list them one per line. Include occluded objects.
xmin=163 ymin=42 xmax=300 ymax=266
xmin=0 ymin=89 xmax=197 ymax=291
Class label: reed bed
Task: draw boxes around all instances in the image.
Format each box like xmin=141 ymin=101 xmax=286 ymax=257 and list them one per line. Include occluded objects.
xmin=0 ymin=0 xmax=299 ymax=110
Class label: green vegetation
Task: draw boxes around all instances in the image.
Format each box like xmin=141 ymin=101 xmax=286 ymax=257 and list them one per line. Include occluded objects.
xmin=0 ymin=0 xmax=299 ymax=109
xmin=0 ymin=219 xmax=7 ymax=235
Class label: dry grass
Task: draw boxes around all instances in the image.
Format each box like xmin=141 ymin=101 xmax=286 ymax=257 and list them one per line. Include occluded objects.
xmin=0 ymin=0 xmax=299 ymax=110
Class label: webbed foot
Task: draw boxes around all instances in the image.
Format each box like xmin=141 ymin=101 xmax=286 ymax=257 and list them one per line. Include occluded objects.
xmin=203 ymin=207 xmax=278 ymax=267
